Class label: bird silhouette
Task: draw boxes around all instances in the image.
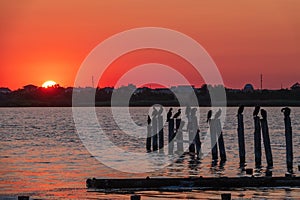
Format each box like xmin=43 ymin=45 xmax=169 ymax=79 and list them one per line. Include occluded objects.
xmin=191 ymin=108 xmax=197 ymax=116
xmin=147 ymin=115 xmax=151 ymax=125
xmin=172 ymin=109 xmax=181 ymax=119
xmin=260 ymin=109 xmax=267 ymax=120
xmin=207 ymin=110 xmax=212 ymax=123
xmin=238 ymin=105 xmax=244 ymax=115
xmin=281 ymin=107 xmax=291 ymax=117
xmin=185 ymin=105 xmax=191 ymax=117
xmin=253 ymin=106 xmax=260 ymax=117
xmin=157 ymin=106 xmax=163 ymax=116
xmin=215 ymin=109 xmax=222 ymax=119
xmin=151 ymin=107 xmax=158 ymax=118
xmin=166 ymin=108 xmax=173 ymax=122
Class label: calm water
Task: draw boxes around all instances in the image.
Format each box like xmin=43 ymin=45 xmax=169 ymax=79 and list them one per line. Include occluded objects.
xmin=0 ymin=107 xmax=300 ymax=199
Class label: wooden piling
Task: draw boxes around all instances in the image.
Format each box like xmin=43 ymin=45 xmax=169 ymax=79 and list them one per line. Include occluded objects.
xmin=191 ymin=108 xmax=200 ymax=157
xmin=131 ymin=194 xmax=141 ymax=200
xmin=260 ymin=109 xmax=273 ymax=168
xmin=253 ymin=114 xmax=262 ymax=168
xmin=146 ymin=124 xmax=152 ymax=152
xmin=216 ymin=118 xmax=226 ymax=162
xmin=282 ymin=107 xmax=293 ymax=173
xmin=175 ymin=118 xmax=181 ymax=131
xmin=18 ymin=196 xmax=29 ymax=200
xmin=245 ymin=168 xmax=253 ymax=175
xmin=209 ymin=119 xmax=218 ymax=161
xmin=176 ymin=120 xmax=184 ymax=153
xmin=168 ymin=119 xmax=175 ymax=154
xmin=195 ymin=129 xmax=201 ymax=159
xmin=237 ymin=108 xmax=246 ymax=167
xmin=188 ymin=117 xmax=195 ymax=153
xmin=158 ymin=115 xmax=164 ymax=150
xmin=152 ymin=116 xmax=158 ymax=151
xmin=221 ymin=193 xmax=231 ymax=200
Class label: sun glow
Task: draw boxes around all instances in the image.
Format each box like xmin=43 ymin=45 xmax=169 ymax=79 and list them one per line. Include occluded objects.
xmin=42 ymin=80 xmax=57 ymax=88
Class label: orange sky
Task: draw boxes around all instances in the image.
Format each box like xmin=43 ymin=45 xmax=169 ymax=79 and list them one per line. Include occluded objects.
xmin=1 ymin=0 xmax=299 ymax=90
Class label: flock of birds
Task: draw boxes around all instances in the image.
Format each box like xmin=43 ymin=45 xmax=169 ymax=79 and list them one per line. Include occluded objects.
xmin=148 ymin=106 xmax=224 ymax=125
xmin=148 ymin=107 xmax=181 ymax=124
xmin=148 ymin=105 xmax=289 ymax=125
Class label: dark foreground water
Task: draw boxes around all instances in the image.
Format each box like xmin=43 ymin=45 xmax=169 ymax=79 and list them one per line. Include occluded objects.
xmin=0 ymin=107 xmax=300 ymax=199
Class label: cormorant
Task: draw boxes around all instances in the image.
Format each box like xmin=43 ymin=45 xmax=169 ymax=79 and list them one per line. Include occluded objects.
xmin=191 ymin=108 xmax=197 ymax=116
xmin=215 ymin=109 xmax=222 ymax=119
xmin=185 ymin=105 xmax=191 ymax=117
xmin=260 ymin=109 xmax=267 ymax=120
xmin=281 ymin=107 xmax=291 ymax=117
xmin=173 ymin=109 xmax=181 ymax=119
xmin=253 ymin=106 xmax=260 ymax=117
xmin=238 ymin=105 xmax=244 ymax=115
xmin=152 ymin=107 xmax=158 ymax=118
xmin=207 ymin=110 xmax=212 ymax=123
xmin=147 ymin=115 xmax=151 ymax=125
xmin=166 ymin=108 xmax=173 ymax=122
xmin=157 ymin=106 xmax=163 ymax=116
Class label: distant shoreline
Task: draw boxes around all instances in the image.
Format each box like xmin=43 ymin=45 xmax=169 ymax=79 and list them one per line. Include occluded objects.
xmin=0 ymin=100 xmax=300 ymax=107
xmin=1 ymin=86 xmax=299 ymax=107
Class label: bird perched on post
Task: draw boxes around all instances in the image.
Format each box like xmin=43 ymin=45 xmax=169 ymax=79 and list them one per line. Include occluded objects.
xmin=172 ymin=109 xmax=181 ymax=119
xmin=281 ymin=107 xmax=291 ymax=117
xmin=185 ymin=105 xmax=191 ymax=117
xmin=166 ymin=108 xmax=173 ymax=122
xmin=207 ymin=110 xmax=212 ymax=123
xmin=152 ymin=107 xmax=158 ymax=118
xmin=238 ymin=105 xmax=244 ymax=115
xmin=157 ymin=106 xmax=163 ymax=116
xmin=260 ymin=109 xmax=267 ymax=120
xmin=253 ymin=106 xmax=260 ymax=117
xmin=191 ymin=108 xmax=197 ymax=116
xmin=215 ymin=109 xmax=222 ymax=119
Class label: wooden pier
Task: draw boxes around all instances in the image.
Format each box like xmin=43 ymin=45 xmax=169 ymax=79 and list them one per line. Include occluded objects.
xmin=86 ymin=176 xmax=300 ymax=191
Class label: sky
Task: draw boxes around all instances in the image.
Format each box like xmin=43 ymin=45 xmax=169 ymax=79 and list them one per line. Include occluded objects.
xmin=1 ymin=0 xmax=300 ymax=90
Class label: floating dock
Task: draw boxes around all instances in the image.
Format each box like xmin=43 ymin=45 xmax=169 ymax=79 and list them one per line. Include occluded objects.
xmin=86 ymin=176 xmax=300 ymax=191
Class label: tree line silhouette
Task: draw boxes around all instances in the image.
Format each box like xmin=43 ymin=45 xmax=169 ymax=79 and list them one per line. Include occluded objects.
xmin=0 ymin=84 xmax=299 ymax=107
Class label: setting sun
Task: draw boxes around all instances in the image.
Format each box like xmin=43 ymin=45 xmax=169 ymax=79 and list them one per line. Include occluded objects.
xmin=42 ymin=80 xmax=57 ymax=88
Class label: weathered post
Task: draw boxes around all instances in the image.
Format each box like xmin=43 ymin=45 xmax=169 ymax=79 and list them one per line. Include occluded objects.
xmin=187 ymin=118 xmax=195 ymax=153
xmin=191 ymin=108 xmax=201 ymax=158
xmin=185 ymin=106 xmax=194 ymax=153
xmin=176 ymin=120 xmax=184 ymax=153
xmin=130 ymin=194 xmax=141 ymax=200
xmin=195 ymin=129 xmax=201 ymax=159
xmin=237 ymin=105 xmax=246 ymax=167
xmin=158 ymin=107 xmax=164 ymax=150
xmin=168 ymin=118 xmax=175 ymax=154
xmin=152 ymin=108 xmax=158 ymax=151
xmin=260 ymin=109 xmax=273 ymax=168
xmin=152 ymin=117 xmax=158 ymax=151
xmin=175 ymin=118 xmax=181 ymax=131
xmin=215 ymin=109 xmax=226 ymax=163
xmin=282 ymin=107 xmax=293 ymax=173
xmin=253 ymin=106 xmax=262 ymax=168
xmin=221 ymin=193 xmax=231 ymax=200
xmin=208 ymin=110 xmax=218 ymax=163
xmin=146 ymin=115 xmax=152 ymax=152
xmin=18 ymin=196 xmax=29 ymax=200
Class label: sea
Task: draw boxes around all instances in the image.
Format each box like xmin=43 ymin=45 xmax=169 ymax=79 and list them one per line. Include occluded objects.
xmin=0 ymin=107 xmax=300 ymax=199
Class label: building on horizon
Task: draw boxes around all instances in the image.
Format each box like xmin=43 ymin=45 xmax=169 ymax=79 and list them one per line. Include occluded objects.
xmin=0 ymin=87 xmax=11 ymax=94
xmin=291 ymin=82 xmax=300 ymax=90
xmin=243 ymin=83 xmax=254 ymax=93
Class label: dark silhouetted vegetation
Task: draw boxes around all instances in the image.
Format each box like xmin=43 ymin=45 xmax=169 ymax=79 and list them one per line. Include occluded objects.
xmin=0 ymin=84 xmax=299 ymax=107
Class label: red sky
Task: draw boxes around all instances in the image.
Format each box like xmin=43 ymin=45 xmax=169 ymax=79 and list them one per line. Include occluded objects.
xmin=1 ymin=0 xmax=299 ymax=90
